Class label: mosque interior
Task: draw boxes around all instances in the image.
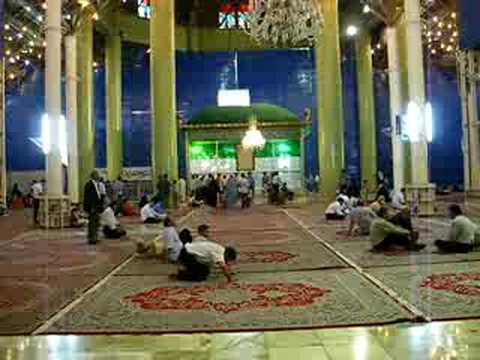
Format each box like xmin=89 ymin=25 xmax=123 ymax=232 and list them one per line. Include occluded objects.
xmin=1 ymin=0 xmax=480 ymax=359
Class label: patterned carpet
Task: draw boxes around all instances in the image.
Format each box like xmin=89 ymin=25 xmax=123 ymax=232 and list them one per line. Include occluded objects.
xmin=368 ymin=262 xmax=480 ymax=320
xmin=44 ymin=269 xmax=411 ymax=334
xmin=0 ymin=275 xmax=98 ymax=334
xmin=0 ymin=229 xmax=133 ymax=277
xmin=329 ymin=240 xmax=480 ymax=268
xmin=5 ymin=202 xmax=480 ymax=334
xmin=119 ymin=243 xmax=345 ymax=276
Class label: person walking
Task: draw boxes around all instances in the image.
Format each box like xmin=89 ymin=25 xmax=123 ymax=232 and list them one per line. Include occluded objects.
xmin=31 ymin=180 xmax=43 ymax=225
xmin=83 ymin=170 xmax=103 ymax=245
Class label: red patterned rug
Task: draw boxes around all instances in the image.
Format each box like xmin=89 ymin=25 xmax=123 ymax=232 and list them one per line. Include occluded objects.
xmin=370 ymin=263 xmax=480 ymax=320
xmin=42 ymin=270 xmax=411 ymax=334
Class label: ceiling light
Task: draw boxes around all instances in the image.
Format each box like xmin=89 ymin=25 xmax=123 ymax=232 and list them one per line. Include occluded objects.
xmin=362 ymin=4 xmax=370 ymax=14
xmin=346 ymin=25 xmax=358 ymax=37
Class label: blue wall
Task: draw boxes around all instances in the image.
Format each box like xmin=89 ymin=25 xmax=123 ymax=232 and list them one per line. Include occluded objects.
xmin=341 ymin=40 xmax=361 ymax=185
xmin=374 ymin=71 xmax=394 ymax=184
xmin=6 ymin=44 xmax=465 ymax=186
xmin=427 ymin=67 xmax=464 ymax=186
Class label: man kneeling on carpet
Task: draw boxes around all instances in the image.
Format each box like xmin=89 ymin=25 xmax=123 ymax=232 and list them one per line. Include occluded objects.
xmin=370 ymin=207 xmax=425 ymax=252
xmin=348 ymin=200 xmax=377 ymax=236
xmin=174 ymin=224 xmax=238 ymax=283
xmin=435 ymin=204 xmax=479 ymax=253
xmin=100 ymin=203 xmax=127 ymax=239
xmin=136 ymin=217 xmax=183 ymax=261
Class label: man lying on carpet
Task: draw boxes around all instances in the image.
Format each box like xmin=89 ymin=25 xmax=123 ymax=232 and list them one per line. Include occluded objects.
xmin=435 ymin=204 xmax=479 ymax=253
xmin=325 ymin=197 xmax=347 ymax=220
xmin=173 ymin=224 xmax=238 ymax=283
xmin=136 ymin=217 xmax=183 ymax=261
xmin=348 ymin=200 xmax=377 ymax=236
xmin=370 ymin=207 xmax=425 ymax=252
xmin=140 ymin=198 xmax=167 ymax=224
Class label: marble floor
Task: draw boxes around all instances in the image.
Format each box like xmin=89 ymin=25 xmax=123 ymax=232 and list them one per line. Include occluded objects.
xmin=1 ymin=320 xmax=480 ymax=359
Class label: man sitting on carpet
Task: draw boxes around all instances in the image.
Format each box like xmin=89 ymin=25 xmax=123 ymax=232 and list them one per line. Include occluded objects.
xmin=136 ymin=217 xmax=183 ymax=262
xmin=348 ymin=200 xmax=377 ymax=236
xmin=100 ymin=204 xmax=127 ymax=239
xmin=140 ymin=199 xmax=167 ymax=224
xmin=435 ymin=204 xmax=479 ymax=253
xmin=391 ymin=188 xmax=407 ymax=210
xmin=370 ymin=207 xmax=425 ymax=252
xmin=325 ymin=197 xmax=347 ymax=220
xmin=175 ymin=225 xmax=237 ymax=283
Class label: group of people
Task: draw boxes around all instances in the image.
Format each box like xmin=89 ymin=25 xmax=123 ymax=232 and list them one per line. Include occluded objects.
xmin=136 ymin=218 xmax=238 ymax=283
xmin=326 ymin=185 xmax=479 ymax=254
xmin=190 ymin=172 xmax=256 ymax=209
xmin=262 ymin=172 xmax=294 ymax=205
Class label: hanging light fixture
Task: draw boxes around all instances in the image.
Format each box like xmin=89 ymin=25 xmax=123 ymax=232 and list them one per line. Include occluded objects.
xmin=246 ymin=0 xmax=324 ymax=46
xmin=242 ymin=116 xmax=266 ymax=150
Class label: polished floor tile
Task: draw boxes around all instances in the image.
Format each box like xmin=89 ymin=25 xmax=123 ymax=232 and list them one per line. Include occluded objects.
xmin=4 ymin=321 xmax=480 ymax=359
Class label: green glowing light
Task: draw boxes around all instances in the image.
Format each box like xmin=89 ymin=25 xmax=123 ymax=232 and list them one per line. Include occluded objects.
xmin=190 ymin=146 xmax=203 ymax=156
xmin=277 ymin=143 xmax=291 ymax=154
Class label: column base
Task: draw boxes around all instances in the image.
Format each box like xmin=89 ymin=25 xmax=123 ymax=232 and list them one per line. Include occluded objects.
xmin=466 ymin=189 xmax=480 ymax=199
xmin=39 ymin=195 xmax=71 ymax=229
xmin=405 ymin=183 xmax=436 ymax=217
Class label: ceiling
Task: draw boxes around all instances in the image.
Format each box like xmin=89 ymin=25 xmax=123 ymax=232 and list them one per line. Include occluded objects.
xmin=2 ymin=0 xmax=461 ymax=88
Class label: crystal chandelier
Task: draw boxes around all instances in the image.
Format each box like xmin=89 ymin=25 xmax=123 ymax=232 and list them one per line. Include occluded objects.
xmin=246 ymin=0 xmax=324 ymax=46
xmin=242 ymin=117 xmax=266 ymax=150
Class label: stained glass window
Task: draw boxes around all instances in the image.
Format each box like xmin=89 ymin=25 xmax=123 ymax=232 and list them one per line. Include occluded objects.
xmin=218 ymin=1 xmax=250 ymax=30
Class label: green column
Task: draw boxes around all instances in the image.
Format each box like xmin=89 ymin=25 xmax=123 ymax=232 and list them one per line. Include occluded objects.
xmin=77 ymin=20 xmax=95 ymax=195
xmin=105 ymin=32 xmax=123 ymax=180
xmin=397 ymin=19 xmax=412 ymax=185
xmin=315 ymin=0 xmax=344 ymax=196
xmin=356 ymin=33 xmax=377 ymax=188
xmin=150 ymin=0 xmax=178 ymax=182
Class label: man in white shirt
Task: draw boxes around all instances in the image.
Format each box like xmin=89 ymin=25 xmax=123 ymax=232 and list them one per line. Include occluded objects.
xmin=435 ymin=204 xmax=478 ymax=253
xmin=141 ymin=201 xmax=166 ymax=224
xmin=238 ymin=174 xmax=251 ymax=208
xmin=100 ymin=205 xmax=126 ymax=239
xmin=348 ymin=201 xmax=377 ymax=236
xmin=325 ymin=198 xmax=347 ymax=220
xmin=391 ymin=188 xmax=407 ymax=210
xmin=31 ymin=180 xmax=43 ymax=225
xmin=176 ymin=225 xmax=237 ymax=282
xmin=178 ymin=177 xmax=187 ymax=204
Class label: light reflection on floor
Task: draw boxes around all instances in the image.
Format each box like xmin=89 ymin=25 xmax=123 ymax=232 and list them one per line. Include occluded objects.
xmin=2 ymin=320 xmax=480 ymax=359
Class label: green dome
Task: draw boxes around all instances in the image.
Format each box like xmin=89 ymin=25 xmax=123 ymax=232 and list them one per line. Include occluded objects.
xmin=189 ymin=103 xmax=299 ymax=125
